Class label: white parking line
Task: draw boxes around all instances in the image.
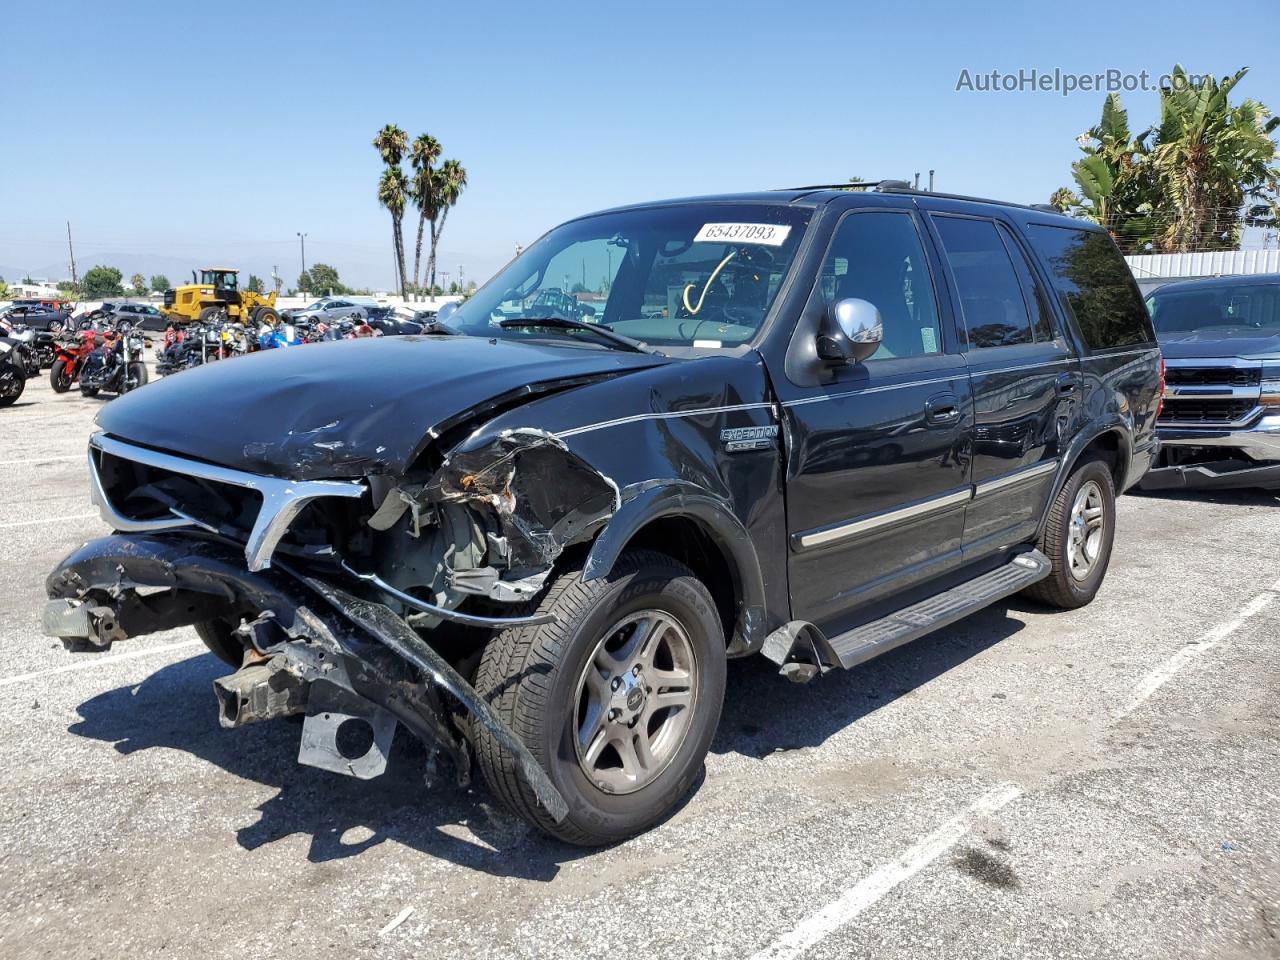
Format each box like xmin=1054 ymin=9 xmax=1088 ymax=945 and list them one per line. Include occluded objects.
xmin=1118 ymin=578 xmax=1280 ymax=718
xmin=0 ymin=512 xmax=99 ymax=529
xmin=0 ymin=455 xmax=82 ymax=466
xmin=748 ymin=784 xmax=1023 ymax=960
xmin=0 ymin=639 xmax=205 ymax=688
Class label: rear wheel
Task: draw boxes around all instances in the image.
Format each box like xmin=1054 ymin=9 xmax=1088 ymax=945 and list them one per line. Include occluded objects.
xmin=473 ymin=549 xmax=726 ymax=845
xmin=197 ymin=307 xmax=222 ymax=323
xmin=50 ymin=359 xmax=73 ymax=392
xmin=1023 ymin=458 xmax=1116 ymax=609
xmin=253 ymin=306 xmax=280 ymax=326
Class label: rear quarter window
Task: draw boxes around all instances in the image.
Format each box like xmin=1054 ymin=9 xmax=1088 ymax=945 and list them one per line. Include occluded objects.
xmin=1026 ymin=225 xmax=1154 ymax=350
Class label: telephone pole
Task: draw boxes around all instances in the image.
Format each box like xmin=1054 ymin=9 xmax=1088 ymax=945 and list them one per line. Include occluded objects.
xmin=296 ymin=232 xmax=307 ymax=278
xmin=66 ymin=221 xmax=78 ymax=290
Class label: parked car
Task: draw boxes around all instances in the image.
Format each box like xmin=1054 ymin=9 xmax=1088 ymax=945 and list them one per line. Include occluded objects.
xmin=1139 ymin=273 xmax=1280 ymax=490
xmin=0 ymin=302 xmax=70 ymax=332
xmin=367 ymin=307 xmax=425 ymax=336
xmin=99 ymin=301 xmax=167 ymax=332
xmin=284 ymin=297 xmax=368 ymax=324
xmin=42 ymin=183 xmax=1160 ymax=846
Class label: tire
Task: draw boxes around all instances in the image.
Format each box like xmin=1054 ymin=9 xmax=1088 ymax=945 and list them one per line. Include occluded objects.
xmin=473 ymin=549 xmax=726 ymax=846
xmin=125 ymin=361 xmax=148 ymax=392
xmin=0 ymin=366 xmax=25 ymax=407
xmin=253 ymin=306 xmax=280 ymax=326
xmin=1022 ymin=458 xmax=1116 ymax=609
xmin=50 ymin=358 xmax=73 ymax=393
xmin=198 ymin=307 xmax=222 ymax=323
xmin=194 ymin=619 xmax=244 ymax=668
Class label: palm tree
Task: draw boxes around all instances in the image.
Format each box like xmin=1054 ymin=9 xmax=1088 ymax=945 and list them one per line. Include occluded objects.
xmin=372 ymin=124 xmax=409 ymax=296
xmin=408 ymin=133 xmax=441 ymax=297
xmin=377 ymin=167 xmax=409 ymax=296
xmin=428 ymin=159 xmax=468 ymax=294
xmin=1055 ymin=93 xmax=1158 ymax=253
xmin=1149 ymin=66 xmax=1280 ymax=252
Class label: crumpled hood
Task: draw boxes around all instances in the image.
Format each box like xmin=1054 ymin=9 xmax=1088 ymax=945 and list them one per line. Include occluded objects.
xmin=1158 ymin=329 xmax=1280 ymax=361
xmin=95 ymin=335 xmax=668 ymax=478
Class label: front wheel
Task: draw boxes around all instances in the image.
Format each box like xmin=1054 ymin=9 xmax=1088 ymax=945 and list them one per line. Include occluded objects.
xmin=1023 ymin=458 xmax=1116 ymax=609
xmin=50 ymin=358 xmax=73 ymax=392
xmin=0 ymin=366 xmax=25 ymax=407
xmin=473 ymin=550 xmax=726 ymax=845
xmin=124 ymin=361 xmax=148 ymax=392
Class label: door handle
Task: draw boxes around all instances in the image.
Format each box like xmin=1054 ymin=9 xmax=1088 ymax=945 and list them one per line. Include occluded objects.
xmin=925 ymin=394 xmax=962 ymax=425
xmin=1055 ymin=374 xmax=1079 ymax=397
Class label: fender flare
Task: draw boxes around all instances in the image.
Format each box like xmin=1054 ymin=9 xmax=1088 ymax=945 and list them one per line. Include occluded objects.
xmin=582 ymin=480 xmax=769 ymax=654
xmin=1037 ymin=419 xmax=1133 ymax=538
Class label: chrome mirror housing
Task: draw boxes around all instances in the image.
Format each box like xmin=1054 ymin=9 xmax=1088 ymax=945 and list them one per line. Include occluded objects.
xmin=818 ymin=298 xmax=883 ymax=365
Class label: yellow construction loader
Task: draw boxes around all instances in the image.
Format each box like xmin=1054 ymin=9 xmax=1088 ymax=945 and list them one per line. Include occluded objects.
xmin=161 ymin=268 xmax=279 ymax=326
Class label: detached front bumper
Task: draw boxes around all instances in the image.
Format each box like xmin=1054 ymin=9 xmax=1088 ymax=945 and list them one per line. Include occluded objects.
xmin=1141 ymin=414 xmax=1280 ymax=491
xmin=42 ymin=533 xmax=568 ymax=822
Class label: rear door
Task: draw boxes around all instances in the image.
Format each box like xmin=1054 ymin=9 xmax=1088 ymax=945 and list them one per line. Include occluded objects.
xmin=923 ymin=208 xmax=1078 ymax=555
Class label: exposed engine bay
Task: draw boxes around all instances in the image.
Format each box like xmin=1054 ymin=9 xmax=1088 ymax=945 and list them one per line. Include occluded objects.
xmin=44 ymin=425 xmax=625 ymax=824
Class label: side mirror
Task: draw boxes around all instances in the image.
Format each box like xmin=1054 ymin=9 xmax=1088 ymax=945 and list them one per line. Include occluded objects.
xmin=437 ymin=301 xmax=459 ymax=322
xmin=817 ymin=298 xmax=883 ymax=365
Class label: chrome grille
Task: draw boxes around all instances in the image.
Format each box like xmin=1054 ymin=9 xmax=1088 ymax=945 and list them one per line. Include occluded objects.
xmin=1164 ymin=366 xmax=1260 ymax=387
xmin=1158 ymin=398 xmax=1256 ymax=424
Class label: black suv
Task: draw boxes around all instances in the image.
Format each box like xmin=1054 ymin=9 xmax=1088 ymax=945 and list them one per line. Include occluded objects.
xmin=42 ymin=184 xmax=1161 ymax=844
xmin=1140 ymin=273 xmax=1280 ymax=490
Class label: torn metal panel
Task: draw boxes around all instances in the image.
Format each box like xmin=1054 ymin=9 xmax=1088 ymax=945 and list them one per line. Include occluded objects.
xmin=42 ymin=533 xmax=568 ymax=819
xmin=297 ymin=574 xmax=570 ymax=823
xmin=426 ymin=427 xmax=620 ymax=570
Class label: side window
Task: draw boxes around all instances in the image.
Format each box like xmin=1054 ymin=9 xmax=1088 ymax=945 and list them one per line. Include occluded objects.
xmin=932 ymin=216 xmax=1034 ymax=349
xmin=819 ymin=211 xmax=942 ymax=360
xmin=1026 ymin=225 xmax=1155 ymax=350
xmin=996 ymin=222 xmax=1056 ymax=342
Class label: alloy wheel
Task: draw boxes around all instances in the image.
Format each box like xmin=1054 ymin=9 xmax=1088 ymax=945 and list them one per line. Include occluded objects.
xmin=1068 ymin=479 xmax=1105 ymax=580
xmin=572 ymin=609 xmax=698 ymax=795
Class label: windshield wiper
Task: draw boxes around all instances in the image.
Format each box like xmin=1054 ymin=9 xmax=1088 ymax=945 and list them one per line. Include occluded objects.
xmin=498 ymin=315 xmax=657 ymax=354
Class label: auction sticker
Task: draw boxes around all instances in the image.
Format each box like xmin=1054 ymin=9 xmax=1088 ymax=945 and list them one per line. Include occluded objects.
xmin=693 ymin=223 xmax=792 ymax=246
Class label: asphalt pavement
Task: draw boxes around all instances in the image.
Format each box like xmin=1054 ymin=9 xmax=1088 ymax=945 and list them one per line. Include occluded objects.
xmin=1 ymin=366 xmax=1278 ymax=959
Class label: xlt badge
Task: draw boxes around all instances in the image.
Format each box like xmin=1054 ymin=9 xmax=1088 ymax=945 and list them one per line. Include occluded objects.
xmin=720 ymin=425 xmax=778 ymax=452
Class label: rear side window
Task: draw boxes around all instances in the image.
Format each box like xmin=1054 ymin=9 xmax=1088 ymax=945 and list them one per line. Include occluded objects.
xmin=1026 ymin=225 xmax=1154 ymax=350
xmin=932 ymin=216 xmax=1035 ymax=348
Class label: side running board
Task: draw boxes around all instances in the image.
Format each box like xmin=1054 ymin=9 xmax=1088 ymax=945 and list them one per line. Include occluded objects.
xmin=827 ymin=550 xmax=1051 ymax=670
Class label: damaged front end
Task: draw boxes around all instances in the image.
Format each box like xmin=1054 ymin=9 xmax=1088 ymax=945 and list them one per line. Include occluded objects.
xmin=44 ymin=427 xmax=624 ymax=822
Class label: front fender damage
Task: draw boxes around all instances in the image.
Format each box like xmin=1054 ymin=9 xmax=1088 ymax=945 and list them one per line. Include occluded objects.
xmin=43 ymin=534 xmax=569 ymax=822
xmin=372 ymin=428 xmax=620 ymax=602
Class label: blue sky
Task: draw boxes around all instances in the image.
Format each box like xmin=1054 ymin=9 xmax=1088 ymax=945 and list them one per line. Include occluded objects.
xmin=2 ymin=0 xmax=1275 ymax=290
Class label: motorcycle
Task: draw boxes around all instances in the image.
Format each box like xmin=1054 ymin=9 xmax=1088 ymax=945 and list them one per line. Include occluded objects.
xmin=78 ymin=321 xmax=149 ymax=398
xmin=0 ymin=337 xmax=26 ymax=407
xmin=155 ymin=324 xmax=198 ymax=376
xmin=0 ymin=317 xmax=44 ymax=378
xmin=49 ymin=320 xmax=106 ymax=393
xmin=258 ymin=319 xmax=304 ymax=349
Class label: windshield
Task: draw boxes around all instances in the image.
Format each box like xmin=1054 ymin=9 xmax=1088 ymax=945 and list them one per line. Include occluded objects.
xmin=201 ymin=270 xmax=237 ymax=289
xmin=1147 ymin=282 xmax=1280 ymax=338
xmin=448 ymin=203 xmax=812 ymax=348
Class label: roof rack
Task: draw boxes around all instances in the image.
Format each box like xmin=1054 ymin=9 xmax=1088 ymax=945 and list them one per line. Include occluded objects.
xmin=782 ymin=180 xmax=912 ymax=193
xmin=783 ymin=181 xmax=1067 ymax=214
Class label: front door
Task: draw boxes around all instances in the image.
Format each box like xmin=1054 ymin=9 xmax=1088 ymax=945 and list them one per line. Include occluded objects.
xmin=779 ymin=204 xmax=972 ymax=635
xmin=923 ymin=210 xmax=1078 ymax=554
